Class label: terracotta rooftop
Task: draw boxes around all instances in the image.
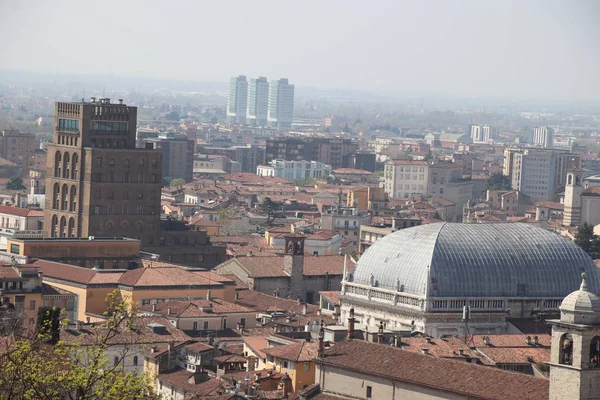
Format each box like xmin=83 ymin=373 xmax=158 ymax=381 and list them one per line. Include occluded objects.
xmin=0 ymin=205 xmax=42 ymax=217
xmin=319 ymin=291 xmax=341 ymax=306
xmin=470 ymin=334 xmax=551 ymax=365
xmin=183 ymin=341 xmax=214 ymax=353
xmin=213 ymin=354 xmax=247 ymax=363
xmin=60 ymin=316 xmax=190 ymax=346
xmin=401 ymin=336 xmax=489 ymax=365
xmin=158 ymin=369 xmax=222 ymax=396
xmin=320 ymin=339 xmax=549 ymax=400
xmin=140 ymin=298 xmax=256 ymax=317
xmin=583 ymin=186 xmax=600 ymax=196
xmin=222 ymin=255 xmax=351 ymax=278
xmin=262 ymin=340 xmax=319 ymax=362
xmin=119 ymin=267 xmax=234 ymax=288
xmin=243 ymin=336 xmax=269 ymax=359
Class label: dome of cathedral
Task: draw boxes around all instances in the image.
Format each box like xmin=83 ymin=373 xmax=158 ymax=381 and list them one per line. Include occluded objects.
xmin=352 ymin=223 xmax=600 ymax=299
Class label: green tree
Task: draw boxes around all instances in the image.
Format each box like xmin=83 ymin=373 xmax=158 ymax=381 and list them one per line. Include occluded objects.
xmin=169 ymin=178 xmax=186 ymax=187
xmin=486 ymin=173 xmax=512 ymax=191
xmin=260 ymin=197 xmax=285 ymax=225
xmin=574 ymin=223 xmax=600 ymax=259
xmin=6 ymin=177 xmax=26 ymax=190
xmin=0 ymin=291 xmax=158 ymax=400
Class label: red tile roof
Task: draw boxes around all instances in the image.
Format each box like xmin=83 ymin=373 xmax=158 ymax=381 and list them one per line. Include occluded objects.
xmin=158 ymin=370 xmax=222 ymax=396
xmin=225 ymin=255 xmax=351 ymax=278
xmin=470 ymin=334 xmax=551 ymax=365
xmin=243 ymin=336 xmax=269 ymax=359
xmin=263 ymin=341 xmax=319 ymax=362
xmin=119 ymin=267 xmax=234 ymax=288
xmin=320 ymin=340 xmax=548 ymax=400
xmin=318 ymin=291 xmax=340 ymax=306
xmin=0 ymin=205 xmax=43 ymax=217
xmin=140 ymin=298 xmax=255 ymax=317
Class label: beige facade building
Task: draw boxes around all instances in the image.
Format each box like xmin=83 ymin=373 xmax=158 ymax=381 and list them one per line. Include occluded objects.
xmin=384 ymin=160 xmax=428 ymax=198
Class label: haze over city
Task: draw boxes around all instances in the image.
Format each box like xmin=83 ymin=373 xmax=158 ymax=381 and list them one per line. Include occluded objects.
xmin=1 ymin=0 xmax=600 ymax=101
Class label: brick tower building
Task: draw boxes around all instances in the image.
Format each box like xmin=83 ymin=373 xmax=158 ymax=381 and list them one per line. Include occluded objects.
xmin=44 ymin=98 xmax=162 ymax=244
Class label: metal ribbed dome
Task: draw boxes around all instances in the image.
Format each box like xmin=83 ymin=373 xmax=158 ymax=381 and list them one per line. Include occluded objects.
xmin=353 ymin=223 xmax=600 ymax=298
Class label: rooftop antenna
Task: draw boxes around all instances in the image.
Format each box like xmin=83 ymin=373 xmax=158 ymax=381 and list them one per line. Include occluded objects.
xmin=82 ymin=88 xmax=85 ymax=102
xmin=102 ymin=87 xmax=106 ymax=98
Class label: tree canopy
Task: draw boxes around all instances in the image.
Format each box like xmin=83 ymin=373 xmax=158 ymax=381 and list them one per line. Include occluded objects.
xmin=0 ymin=291 xmax=158 ymax=400
xmin=486 ymin=173 xmax=512 ymax=191
xmin=260 ymin=197 xmax=285 ymax=225
xmin=574 ymin=223 xmax=600 ymax=259
xmin=6 ymin=177 xmax=26 ymax=190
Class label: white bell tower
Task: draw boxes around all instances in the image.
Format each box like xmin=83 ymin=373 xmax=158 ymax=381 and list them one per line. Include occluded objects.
xmin=563 ymin=168 xmax=584 ymax=226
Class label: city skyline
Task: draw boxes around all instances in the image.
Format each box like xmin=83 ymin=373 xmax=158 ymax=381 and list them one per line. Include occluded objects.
xmin=1 ymin=1 xmax=600 ymax=101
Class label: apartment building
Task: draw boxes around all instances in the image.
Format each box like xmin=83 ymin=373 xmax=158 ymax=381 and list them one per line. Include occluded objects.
xmin=265 ymin=137 xmax=358 ymax=170
xmin=256 ymin=159 xmax=331 ymax=181
xmin=384 ymin=160 xmax=429 ymax=198
xmin=144 ymin=134 xmax=194 ymax=182
xmin=0 ymin=129 xmax=36 ymax=171
xmin=320 ymin=207 xmax=371 ymax=246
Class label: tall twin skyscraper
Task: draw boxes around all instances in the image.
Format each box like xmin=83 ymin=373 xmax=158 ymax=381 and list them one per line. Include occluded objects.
xmin=227 ymin=76 xmax=294 ymax=128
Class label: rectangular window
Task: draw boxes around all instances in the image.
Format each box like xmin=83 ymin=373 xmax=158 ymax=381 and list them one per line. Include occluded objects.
xmin=58 ymin=118 xmax=79 ymax=131
xmin=29 ymin=300 xmax=36 ymax=310
xmin=10 ymin=244 xmax=20 ymax=255
xmin=96 ymin=157 xmax=102 ymax=166
xmin=141 ymin=299 xmax=150 ymax=306
xmin=90 ymin=121 xmax=128 ymax=135
xmin=193 ymin=321 xmax=198 ymax=331
xmin=304 ymin=362 xmax=310 ymax=372
xmin=366 ymin=386 xmax=372 ymax=398
xmin=203 ymin=321 xmax=209 ymax=330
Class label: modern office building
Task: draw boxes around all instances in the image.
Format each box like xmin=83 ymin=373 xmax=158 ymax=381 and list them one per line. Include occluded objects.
xmin=226 ymin=75 xmax=248 ymax=124
xmin=507 ymin=148 xmax=580 ymax=201
xmin=45 ymin=99 xmax=163 ymax=244
xmin=144 ymin=133 xmax=194 ymax=182
xmin=265 ymin=137 xmax=357 ymax=169
xmin=532 ymin=126 xmax=554 ymax=148
xmin=267 ymin=78 xmax=294 ymax=128
xmin=246 ymin=77 xmax=269 ymax=126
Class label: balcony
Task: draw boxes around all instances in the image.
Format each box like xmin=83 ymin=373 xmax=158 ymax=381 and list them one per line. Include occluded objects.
xmin=55 ymin=127 xmax=80 ymax=135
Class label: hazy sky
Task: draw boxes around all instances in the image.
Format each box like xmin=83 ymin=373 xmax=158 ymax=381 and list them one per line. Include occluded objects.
xmin=1 ymin=0 xmax=599 ymax=100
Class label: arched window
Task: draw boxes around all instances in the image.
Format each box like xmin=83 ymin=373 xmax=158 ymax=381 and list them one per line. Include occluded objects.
xmin=133 ymin=356 xmax=138 ymax=366
xmin=63 ymin=152 xmax=70 ymax=179
xmin=68 ymin=217 xmax=75 ymax=238
xmin=124 ymin=158 xmax=130 ymax=168
xmin=54 ymin=151 xmax=62 ymax=177
xmin=560 ymin=333 xmax=574 ymax=365
xmin=53 ymin=183 xmax=60 ymax=209
xmin=576 ymin=176 xmax=581 ymax=186
xmin=109 ymin=158 xmax=116 ymax=167
xmin=137 ymin=192 xmax=143 ymax=200
xmin=123 ymin=190 xmax=129 ymax=200
xmin=568 ymin=175 xmax=573 ymax=185
xmin=69 ymin=186 xmax=77 ymax=211
xmin=106 ymin=221 xmax=114 ymax=234
xmin=51 ymin=215 xmax=58 ymax=238
xmin=71 ymin=153 xmax=79 ymax=180
xmin=59 ymin=216 xmax=67 ymax=238
xmin=114 ymin=356 xmax=119 ymax=367
xmin=139 ymin=158 xmax=145 ymax=167
xmin=61 ymin=184 xmax=68 ymax=210
xmin=107 ymin=189 xmax=114 ymax=200
xmin=121 ymin=221 xmax=129 ymax=230
xmin=590 ymin=337 xmax=600 ymax=368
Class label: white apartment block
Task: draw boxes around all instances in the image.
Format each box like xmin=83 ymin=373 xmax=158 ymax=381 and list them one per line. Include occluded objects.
xmin=267 ymin=78 xmax=294 ymax=129
xmin=227 ymin=75 xmax=248 ymax=124
xmin=532 ymin=126 xmax=554 ymax=148
xmin=256 ymin=159 xmax=331 ymax=181
xmin=470 ymin=124 xmax=495 ymax=143
xmin=246 ymin=77 xmax=269 ymax=126
xmin=384 ymin=160 xmax=429 ymax=198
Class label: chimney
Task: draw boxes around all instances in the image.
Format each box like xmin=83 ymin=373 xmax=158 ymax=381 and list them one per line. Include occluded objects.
xmin=152 ymin=304 xmax=156 ymax=312
xmin=75 ymin=320 xmax=81 ymax=330
xmin=533 ymin=335 xmax=539 ymax=346
xmin=393 ymin=335 xmax=400 ymax=347
xmin=421 ymin=348 xmax=430 ymax=355
xmin=458 ymin=349 xmax=465 ymax=356
xmin=206 ymin=289 xmax=211 ymax=301
xmin=317 ymin=320 xmax=325 ymax=358
xmin=526 ymin=336 xmax=532 ymax=345
xmin=425 ymin=337 xmax=431 ymax=344
xmin=483 ymin=336 xmax=490 ymax=346
xmin=347 ymin=308 xmax=356 ymax=340
xmin=167 ymin=307 xmax=172 ymax=315
xmin=235 ymin=291 xmax=239 ymax=300
xmin=118 ymin=99 xmax=123 ymax=105
xmin=302 ymin=304 xmax=308 ymax=315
